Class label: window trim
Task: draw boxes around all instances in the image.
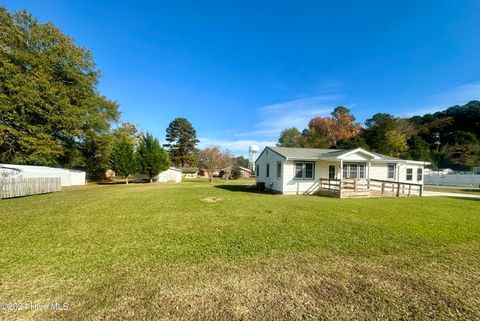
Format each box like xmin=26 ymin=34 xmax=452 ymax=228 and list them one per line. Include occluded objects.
xmin=276 ymin=161 xmax=282 ymax=179
xmin=266 ymin=163 xmax=270 ymax=178
xmin=387 ymin=163 xmax=396 ymax=180
xmin=417 ymin=168 xmax=423 ymax=181
xmin=406 ymin=168 xmax=413 ymax=181
xmin=342 ymin=162 xmax=366 ymax=179
xmin=293 ymin=161 xmax=315 ymax=180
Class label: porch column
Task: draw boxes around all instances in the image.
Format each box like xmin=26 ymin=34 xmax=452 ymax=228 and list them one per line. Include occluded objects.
xmin=339 ymin=160 xmax=343 ymax=179
xmin=367 ymin=161 xmax=371 ymax=179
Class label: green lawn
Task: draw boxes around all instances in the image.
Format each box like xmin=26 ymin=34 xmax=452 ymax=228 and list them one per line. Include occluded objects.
xmin=1 ymin=180 xmax=479 ymax=320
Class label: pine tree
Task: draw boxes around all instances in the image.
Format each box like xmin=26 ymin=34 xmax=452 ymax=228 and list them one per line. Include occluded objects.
xmin=137 ymin=133 xmax=170 ymax=183
xmin=164 ymin=118 xmax=199 ymax=167
xmin=109 ymin=135 xmax=137 ymax=184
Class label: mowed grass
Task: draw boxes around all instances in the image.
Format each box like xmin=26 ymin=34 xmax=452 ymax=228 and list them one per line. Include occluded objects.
xmin=0 ymin=180 xmax=479 ymax=320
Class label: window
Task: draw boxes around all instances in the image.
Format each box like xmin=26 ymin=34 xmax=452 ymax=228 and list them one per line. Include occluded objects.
xmin=349 ymin=164 xmax=358 ymax=178
xmin=276 ymin=162 xmax=282 ymax=179
xmin=295 ymin=163 xmax=303 ymax=179
xmin=406 ymin=168 xmax=413 ymax=181
xmin=294 ymin=162 xmax=315 ymax=180
xmin=359 ymin=164 xmax=365 ymax=179
xmin=328 ymin=165 xmax=336 ymax=179
xmin=342 ymin=163 xmax=366 ymax=179
xmin=256 ymin=164 xmax=259 ymax=177
xmin=305 ymin=163 xmax=314 ymax=179
xmin=417 ymin=168 xmax=423 ymax=181
xmin=266 ymin=163 xmax=270 ymax=178
xmin=388 ymin=164 xmax=396 ymax=180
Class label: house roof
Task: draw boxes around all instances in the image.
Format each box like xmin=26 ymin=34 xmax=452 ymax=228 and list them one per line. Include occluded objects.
xmin=266 ymin=147 xmax=425 ymax=164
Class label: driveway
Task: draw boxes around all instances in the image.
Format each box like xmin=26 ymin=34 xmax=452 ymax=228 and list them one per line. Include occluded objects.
xmin=422 ymin=190 xmax=480 ymax=199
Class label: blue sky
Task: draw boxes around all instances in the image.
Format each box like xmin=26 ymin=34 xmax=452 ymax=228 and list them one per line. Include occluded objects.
xmin=4 ymin=1 xmax=480 ymax=155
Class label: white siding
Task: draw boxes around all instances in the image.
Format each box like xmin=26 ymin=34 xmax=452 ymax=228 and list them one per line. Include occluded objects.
xmin=255 ymin=148 xmax=285 ymax=192
xmin=283 ymin=160 xmax=337 ymax=194
xmin=368 ymin=162 xmax=424 ymax=184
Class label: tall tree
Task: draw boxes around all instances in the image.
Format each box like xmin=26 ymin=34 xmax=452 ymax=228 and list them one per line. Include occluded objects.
xmin=199 ymin=146 xmax=231 ymax=183
xmin=164 ymin=118 xmax=199 ymax=167
xmin=308 ymin=106 xmax=361 ymax=148
xmin=137 ymin=133 xmax=170 ymax=183
xmin=277 ymin=127 xmax=302 ymax=147
xmin=0 ymin=8 xmax=119 ymax=172
xmin=234 ymin=156 xmax=249 ymax=168
xmin=109 ymin=134 xmax=136 ymax=184
xmin=363 ymin=113 xmax=412 ymax=157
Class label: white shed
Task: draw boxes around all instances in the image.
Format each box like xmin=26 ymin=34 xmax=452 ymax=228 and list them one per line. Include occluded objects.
xmin=133 ymin=167 xmax=183 ymax=183
xmin=0 ymin=164 xmax=86 ymax=186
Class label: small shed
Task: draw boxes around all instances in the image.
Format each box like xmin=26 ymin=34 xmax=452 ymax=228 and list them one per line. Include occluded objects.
xmin=0 ymin=164 xmax=86 ymax=186
xmin=133 ymin=167 xmax=182 ymax=183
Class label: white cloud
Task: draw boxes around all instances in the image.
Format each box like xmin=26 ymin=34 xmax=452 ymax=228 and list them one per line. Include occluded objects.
xmin=235 ymin=95 xmax=343 ymax=140
xmin=199 ymin=93 xmax=347 ymax=155
xmin=399 ymin=82 xmax=480 ymax=117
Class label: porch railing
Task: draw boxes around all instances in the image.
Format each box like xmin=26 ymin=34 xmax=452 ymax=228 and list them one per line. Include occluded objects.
xmin=318 ymin=178 xmax=423 ymax=197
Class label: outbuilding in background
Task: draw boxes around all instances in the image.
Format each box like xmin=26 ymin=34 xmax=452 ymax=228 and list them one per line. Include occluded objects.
xmin=0 ymin=164 xmax=86 ymax=187
xmin=133 ymin=167 xmax=183 ymax=183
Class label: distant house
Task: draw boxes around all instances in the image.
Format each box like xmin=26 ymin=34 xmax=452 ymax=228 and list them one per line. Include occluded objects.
xmin=219 ymin=166 xmax=252 ymax=179
xmin=133 ymin=167 xmax=182 ymax=183
xmin=0 ymin=164 xmax=86 ymax=186
xmin=237 ymin=166 xmax=252 ymax=178
xmin=424 ymin=168 xmax=454 ymax=175
xmin=255 ymin=147 xmax=429 ymax=198
xmin=180 ymin=167 xmax=199 ymax=179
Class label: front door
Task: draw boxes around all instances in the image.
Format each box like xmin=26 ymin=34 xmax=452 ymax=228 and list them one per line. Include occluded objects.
xmin=328 ymin=165 xmax=336 ymax=179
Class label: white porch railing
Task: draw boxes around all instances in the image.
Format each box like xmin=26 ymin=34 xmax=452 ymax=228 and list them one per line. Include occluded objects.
xmin=318 ymin=178 xmax=423 ymax=198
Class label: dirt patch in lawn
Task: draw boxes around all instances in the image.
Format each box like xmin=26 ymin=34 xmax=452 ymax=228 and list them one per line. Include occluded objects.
xmin=201 ymin=197 xmax=223 ymax=203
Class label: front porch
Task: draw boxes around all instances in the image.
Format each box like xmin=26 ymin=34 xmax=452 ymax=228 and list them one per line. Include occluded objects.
xmin=316 ymin=178 xmax=423 ymax=198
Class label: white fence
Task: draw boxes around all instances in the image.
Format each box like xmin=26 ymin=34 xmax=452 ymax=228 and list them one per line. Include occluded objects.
xmin=0 ymin=177 xmax=62 ymax=199
xmin=424 ymin=174 xmax=480 ymax=187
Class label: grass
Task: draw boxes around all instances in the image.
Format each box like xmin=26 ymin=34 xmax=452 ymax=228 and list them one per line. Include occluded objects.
xmin=0 ymin=179 xmax=479 ymax=320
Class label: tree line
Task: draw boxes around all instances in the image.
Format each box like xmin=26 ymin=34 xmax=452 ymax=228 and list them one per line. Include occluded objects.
xmin=0 ymin=7 xmax=243 ymax=181
xmin=277 ymin=101 xmax=480 ymax=170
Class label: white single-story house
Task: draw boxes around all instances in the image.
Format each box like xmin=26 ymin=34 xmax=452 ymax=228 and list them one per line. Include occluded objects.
xmin=255 ymin=147 xmax=430 ymax=198
xmin=133 ymin=167 xmax=182 ymax=183
xmin=0 ymin=164 xmax=86 ymax=186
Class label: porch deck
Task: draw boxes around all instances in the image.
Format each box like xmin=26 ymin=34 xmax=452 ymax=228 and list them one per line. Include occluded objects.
xmin=316 ymin=178 xmax=423 ymax=198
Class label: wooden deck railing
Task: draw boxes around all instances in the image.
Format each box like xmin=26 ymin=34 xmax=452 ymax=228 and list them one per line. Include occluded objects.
xmin=0 ymin=177 xmax=62 ymax=199
xmin=317 ymin=178 xmax=423 ymax=197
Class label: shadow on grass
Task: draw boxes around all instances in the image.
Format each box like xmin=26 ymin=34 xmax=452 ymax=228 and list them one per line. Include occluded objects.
xmin=214 ymin=184 xmax=277 ymax=194
xmin=444 ymin=196 xmax=480 ymax=202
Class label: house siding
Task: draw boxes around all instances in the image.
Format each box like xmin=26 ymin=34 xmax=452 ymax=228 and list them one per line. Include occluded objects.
xmin=255 ymin=148 xmax=285 ymax=193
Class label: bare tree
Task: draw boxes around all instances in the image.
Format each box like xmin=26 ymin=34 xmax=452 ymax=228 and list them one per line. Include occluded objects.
xmin=199 ymin=146 xmax=232 ymax=183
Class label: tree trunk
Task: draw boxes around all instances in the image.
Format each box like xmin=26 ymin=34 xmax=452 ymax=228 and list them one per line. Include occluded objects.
xmin=125 ymin=176 xmax=129 ymax=184
xmin=150 ymin=177 xmax=153 ymax=183
xmin=209 ymin=173 xmax=213 ymax=183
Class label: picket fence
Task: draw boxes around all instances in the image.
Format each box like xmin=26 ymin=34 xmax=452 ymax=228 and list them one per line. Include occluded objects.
xmin=0 ymin=177 xmax=62 ymax=199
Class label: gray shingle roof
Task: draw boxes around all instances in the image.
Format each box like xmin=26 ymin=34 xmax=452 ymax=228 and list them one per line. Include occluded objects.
xmin=268 ymin=146 xmax=403 ymax=161
xmin=269 ymin=147 xmax=346 ymax=159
